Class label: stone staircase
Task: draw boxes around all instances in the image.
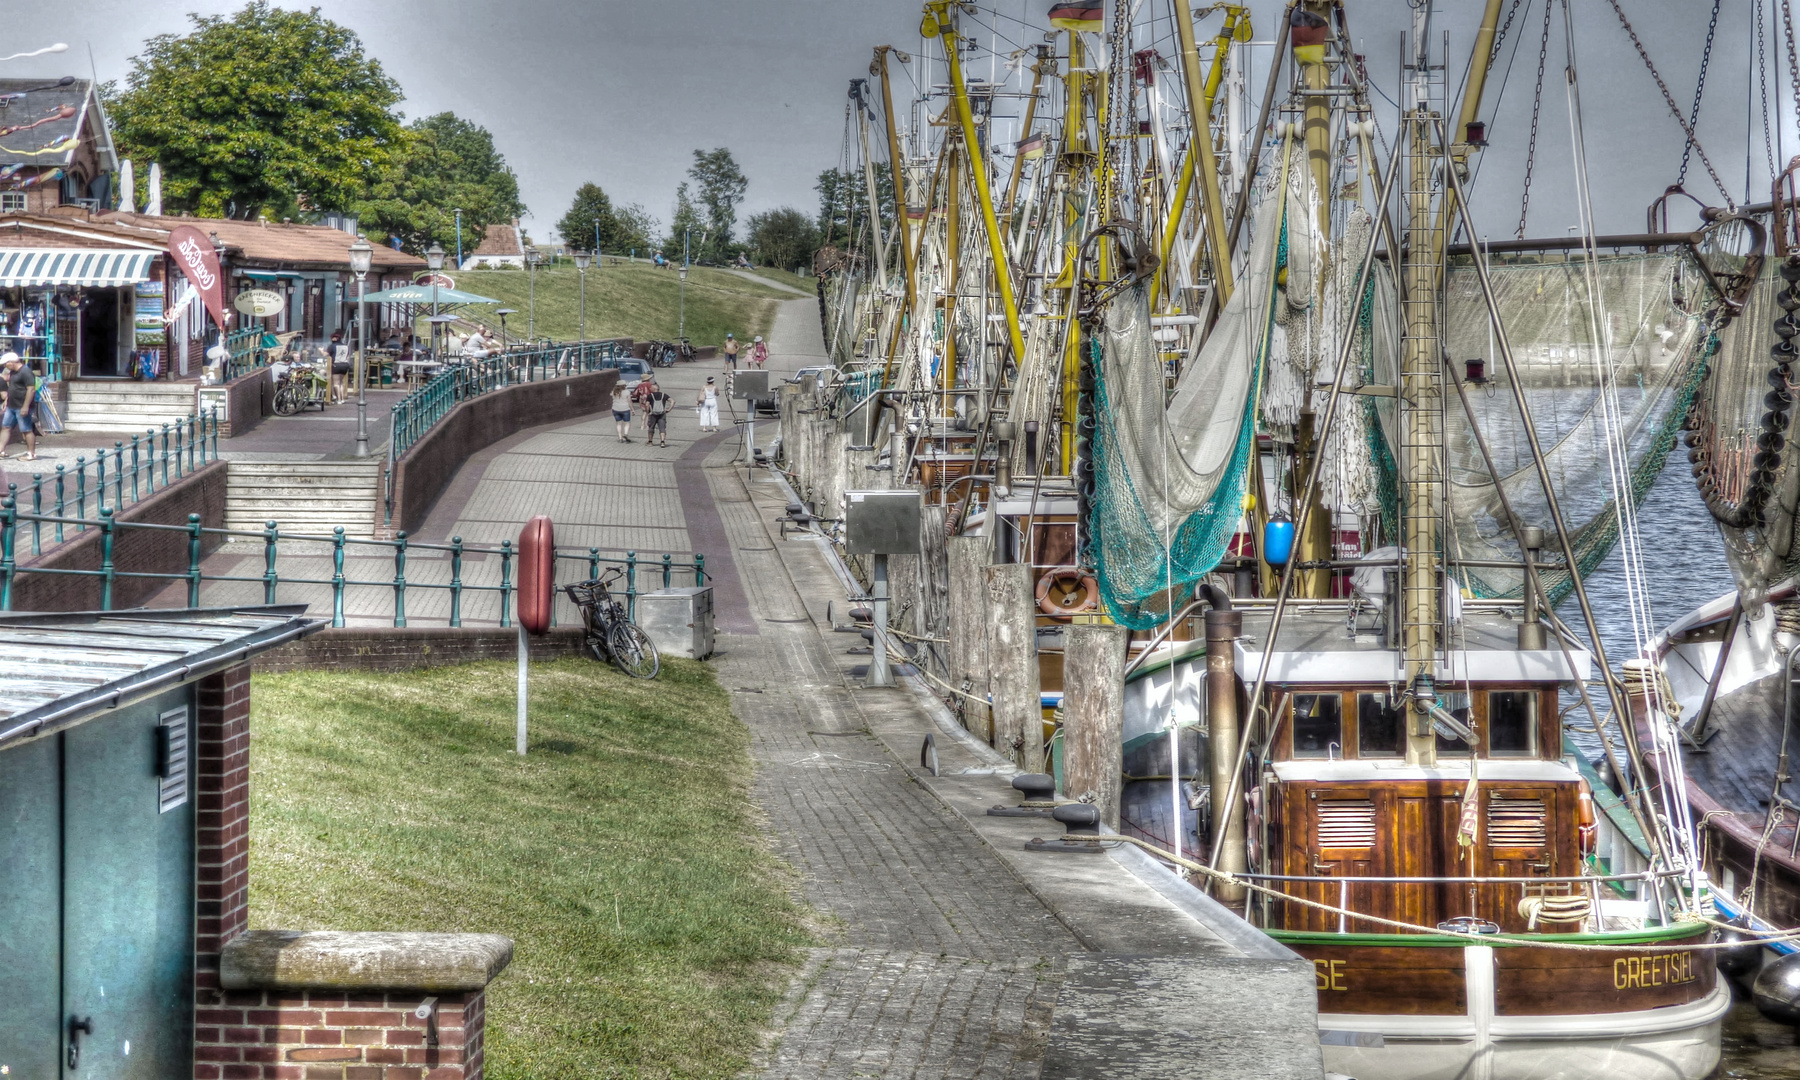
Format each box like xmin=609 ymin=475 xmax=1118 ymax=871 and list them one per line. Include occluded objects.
xmin=62 ymin=382 xmax=201 ymax=434
xmin=224 ymin=460 xmax=382 ymax=539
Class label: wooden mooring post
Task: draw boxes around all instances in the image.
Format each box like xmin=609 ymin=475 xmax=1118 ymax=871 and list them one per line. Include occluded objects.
xmin=946 ymin=535 xmax=991 ymax=740
xmin=984 ymin=562 xmax=1042 ymax=770
xmin=1062 ymin=622 xmax=1126 ymax=829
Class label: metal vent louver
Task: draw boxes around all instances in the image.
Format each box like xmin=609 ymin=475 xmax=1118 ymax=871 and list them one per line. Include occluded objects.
xmin=1317 ymin=799 xmax=1377 ymax=847
xmin=1487 ymin=796 xmax=1547 ymax=848
xmin=158 ymin=709 xmax=189 ymax=814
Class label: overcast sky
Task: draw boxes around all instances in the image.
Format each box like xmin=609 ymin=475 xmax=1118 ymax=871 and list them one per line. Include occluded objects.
xmin=5 ymin=1 xmax=1788 ymax=243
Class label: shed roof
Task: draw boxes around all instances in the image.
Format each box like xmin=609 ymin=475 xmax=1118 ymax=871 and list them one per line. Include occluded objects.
xmin=469 ymin=223 xmax=523 ymax=258
xmin=0 ymin=606 xmax=321 ymax=747
xmin=0 ymin=78 xmax=112 ymax=171
xmin=100 ymin=211 xmax=426 ymax=274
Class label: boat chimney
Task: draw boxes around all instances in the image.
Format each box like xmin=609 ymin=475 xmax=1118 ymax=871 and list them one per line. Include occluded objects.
xmin=993 ymin=420 xmax=1015 ymax=496
xmin=1518 ymin=525 xmax=1546 ymax=650
xmin=1022 ymin=420 xmax=1040 ymax=474
xmin=1206 ymin=608 xmax=1247 ymax=902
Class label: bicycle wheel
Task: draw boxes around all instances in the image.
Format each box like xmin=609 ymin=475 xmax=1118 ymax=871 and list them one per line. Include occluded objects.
xmin=608 ymin=620 xmax=660 ymax=679
xmin=273 ymin=385 xmax=300 ymax=416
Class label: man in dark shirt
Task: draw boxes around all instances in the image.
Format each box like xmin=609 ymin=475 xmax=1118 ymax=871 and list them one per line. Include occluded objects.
xmin=0 ymin=351 xmax=37 ymax=461
xmin=641 ymin=379 xmax=673 ymax=448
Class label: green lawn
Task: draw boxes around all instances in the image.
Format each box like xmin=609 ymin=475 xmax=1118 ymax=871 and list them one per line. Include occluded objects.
xmin=248 ymin=658 xmax=810 ymax=1079
xmin=455 ymin=263 xmax=793 ymax=346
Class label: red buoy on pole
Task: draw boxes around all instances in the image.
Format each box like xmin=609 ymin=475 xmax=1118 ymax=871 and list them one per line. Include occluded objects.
xmin=518 ymin=515 xmax=555 ymax=635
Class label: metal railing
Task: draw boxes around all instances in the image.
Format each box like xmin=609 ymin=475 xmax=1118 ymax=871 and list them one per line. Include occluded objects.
xmin=220 ymin=327 xmax=273 ymax=381
xmin=383 ymin=339 xmax=628 ymax=526
xmin=0 ymin=503 xmax=705 ymax=629
xmin=9 ymin=412 xmax=222 ymax=557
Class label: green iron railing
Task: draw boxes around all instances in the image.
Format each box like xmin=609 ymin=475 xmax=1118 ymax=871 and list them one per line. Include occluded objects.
xmin=0 ymin=503 xmax=705 ymax=629
xmin=384 ymin=339 xmax=629 ymax=525
xmin=220 ymin=327 xmax=275 ymax=382
xmin=9 ymin=411 xmax=222 ymax=558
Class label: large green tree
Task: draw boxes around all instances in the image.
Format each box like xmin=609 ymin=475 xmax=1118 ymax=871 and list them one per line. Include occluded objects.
xmin=816 ymin=165 xmax=893 ymax=251
xmin=352 ymin=113 xmax=524 ymax=256
xmin=687 ymin=148 xmax=748 ymax=260
xmin=666 ymin=182 xmax=704 ymax=260
xmin=745 ymin=208 xmax=821 ymax=271
xmin=107 ymin=2 xmax=405 ymax=219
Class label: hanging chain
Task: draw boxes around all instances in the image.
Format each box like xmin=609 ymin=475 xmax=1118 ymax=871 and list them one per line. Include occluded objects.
xmin=1783 ymin=0 xmax=1800 ymax=155
xmin=1603 ymin=0 xmax=1734 ymax=206
xmin=1760 ymin=0 xmax=1779 ymax=187
xmin=1676 ymin=0 xmax=1722 ymax=189
xmin=1517 ymin=0 xmax=1553 ymax=239
xmin=1489 ymin=0 xmax=1527 ymax=61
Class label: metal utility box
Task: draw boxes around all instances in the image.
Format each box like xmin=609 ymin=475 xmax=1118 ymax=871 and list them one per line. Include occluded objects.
xmin=845 ymin=490 xmax=922 ymax=555
xmin=732 ymin=370 xmax=769 ymax=399
xmin=637 ymin=586 xmax=715 ymax=659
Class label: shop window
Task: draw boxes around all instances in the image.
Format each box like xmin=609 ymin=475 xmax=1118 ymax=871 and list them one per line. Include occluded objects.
xmin=1487 ymin=691 xmax=1537 ymax=756
xmin=0 ymin=192 xmax=25 ymax=213
xmin=1292 ymin=694 xmax=1342 ymax=758
xmin=1356 ymin=694 xmax=1403 ymax=757
xmin=1433 ymin=691 xmax=1473 ymax=755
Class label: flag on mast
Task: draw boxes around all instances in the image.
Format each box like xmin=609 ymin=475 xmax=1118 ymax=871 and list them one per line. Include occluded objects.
xmin=1016 ymin=132 xmax=1047 ymax=160
xmin=1048 ymin=2 xmax=1103 ymax=32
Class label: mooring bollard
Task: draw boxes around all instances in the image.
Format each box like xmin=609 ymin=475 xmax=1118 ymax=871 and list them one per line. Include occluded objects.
xmin=1024 ymin=803 xmax=1106 ymax=855
xmin=988 ymin=773 xmax=1057 ymax=818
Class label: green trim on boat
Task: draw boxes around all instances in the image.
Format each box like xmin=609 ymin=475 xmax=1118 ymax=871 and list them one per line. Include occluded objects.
xmin=1122 ymin=638 xmax=1207 ymax=683
xmin=1267 ymin=920 xmax=1707 ymax=949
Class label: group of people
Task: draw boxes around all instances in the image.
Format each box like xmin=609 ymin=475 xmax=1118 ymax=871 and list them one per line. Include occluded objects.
xmin=608 ymin=330 xmax=759 ymax=446
xmin=721 ymin=332 xmax=767 ymax=370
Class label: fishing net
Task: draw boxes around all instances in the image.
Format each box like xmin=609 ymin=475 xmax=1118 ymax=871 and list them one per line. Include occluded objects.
xmin=1433 ymin=253 xmax=1711 ymax=604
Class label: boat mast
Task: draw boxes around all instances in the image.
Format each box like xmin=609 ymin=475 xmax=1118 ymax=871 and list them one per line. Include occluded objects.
xmin=873 ymin=46 xmax=916 ymax=382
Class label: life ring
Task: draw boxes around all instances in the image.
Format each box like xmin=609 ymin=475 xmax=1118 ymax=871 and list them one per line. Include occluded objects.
xmin=1577 ymin=779 xmax=1599 ymax=856
xmin=1036 ymin=567 xmax=1099 ymax=618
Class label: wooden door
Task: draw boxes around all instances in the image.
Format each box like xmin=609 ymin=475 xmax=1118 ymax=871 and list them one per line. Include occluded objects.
xmin=1295 ymin=785 xmax=1384 ymax=932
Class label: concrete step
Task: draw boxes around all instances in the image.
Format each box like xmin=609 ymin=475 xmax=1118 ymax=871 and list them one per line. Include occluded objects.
xmin=225 ymin=459 xmax=381 ymax=538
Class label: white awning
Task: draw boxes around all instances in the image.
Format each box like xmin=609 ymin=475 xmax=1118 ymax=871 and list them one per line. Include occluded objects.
xmin=0 ymin=248 xmax=157 ymax=287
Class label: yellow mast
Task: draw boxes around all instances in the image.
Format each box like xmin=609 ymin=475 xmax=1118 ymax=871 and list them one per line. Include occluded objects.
xmin=1057 ymin=29 xmax=1093 ymax=474
xmin=1167 ymin=0 xmax=1241 ymax=309
xmin=944 ymin=140 xmax=961 ymax=409
xmin=1153 ymin=6 xmax=1249 ymax=311
xmin=1002 ymin=51 xmax=1048 ymax=219
xmin=873 ymin=46 xmax=917 ymax=390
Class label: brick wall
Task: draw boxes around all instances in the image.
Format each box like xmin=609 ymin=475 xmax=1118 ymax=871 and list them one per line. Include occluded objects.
xmin=253 ymin=625 xmax=587 ymax=673
xmin=383 ymin=369 xmax=618 ymax=536
xmin=8 ymin=458 xmax=230 ymax=610
xmin=217 ymin=367 xmax=268 ymax=438
xmin=195 ymin=664 xmax=252 ymax=1017
xmin=196 ymin=988 xmax=484 ymax=1080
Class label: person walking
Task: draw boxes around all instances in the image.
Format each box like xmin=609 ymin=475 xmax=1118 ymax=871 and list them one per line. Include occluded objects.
xmin=749 ymin=335 xmax=769 ymax=369
xmin=0 ymin=351 xmax=38 ymax=461
xmin=696 ymin=376 xmax=720 ymax=432
xmin=722 ymin=333 xmax=739 ymax=370
xmin=328 ymin=331 xmax=352 ymax=404
xmin=611 ymin=378 xmax=634 ymax=442
xmin=642 ymin=379 xmax=673 ymax=448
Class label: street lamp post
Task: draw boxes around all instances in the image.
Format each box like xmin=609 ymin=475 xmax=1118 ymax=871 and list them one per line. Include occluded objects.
xmin=349 ymin=235 xmax=373 ymax=457
xmin=453 ymin=209 xmax=463 ymax=269
xmin=425 ymin=243 xmax=445 ymax=360
xmin=678 ymin=262 xmax=688 ymax=342
xmin=572 ymin=250 xmax=591 ymax=342
xmin=526 ymin=248 xmax=543 ymax=341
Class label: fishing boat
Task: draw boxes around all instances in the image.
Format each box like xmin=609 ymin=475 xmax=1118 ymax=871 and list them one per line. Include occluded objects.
xmin=797 ymin=0 xmax=1750 ymax=1075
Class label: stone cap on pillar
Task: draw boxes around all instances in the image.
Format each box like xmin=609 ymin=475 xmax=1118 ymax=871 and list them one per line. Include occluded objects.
xmin=221 ymin=930 xmax=515 ymax=992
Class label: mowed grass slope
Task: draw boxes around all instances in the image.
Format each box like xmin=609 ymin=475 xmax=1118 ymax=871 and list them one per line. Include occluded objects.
xmin=458 ymin=263 xmax=792 ymax=345
xmin=248 ymin=658 xmax=810 ymax=1079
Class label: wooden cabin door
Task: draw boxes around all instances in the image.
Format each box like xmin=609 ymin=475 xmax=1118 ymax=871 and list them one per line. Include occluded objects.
xmin=1298 ymin=785 xmax=1384 ymax=932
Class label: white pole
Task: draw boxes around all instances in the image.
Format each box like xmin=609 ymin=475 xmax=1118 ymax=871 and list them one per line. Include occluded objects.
xmin=1170 ymin=722 xmax=1183 ymax=860
xmin=516 ymin=625 xmax=528 ymax=755
xmin=870 ymin=554 xmax=892 ymax=687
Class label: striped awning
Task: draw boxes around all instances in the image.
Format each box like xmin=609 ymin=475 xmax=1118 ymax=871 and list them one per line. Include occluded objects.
xmin=0 ymin=248 xmax=157 ymax=287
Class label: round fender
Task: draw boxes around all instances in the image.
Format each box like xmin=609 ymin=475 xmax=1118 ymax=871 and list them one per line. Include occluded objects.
xmin=1036 ymin=567 xmax=1099 ymax=618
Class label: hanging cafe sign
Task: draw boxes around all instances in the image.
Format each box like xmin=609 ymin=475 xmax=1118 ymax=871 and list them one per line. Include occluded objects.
xmin=166 ymin=223 xmax=231 ymax=329
xmin=233 ymin=289 xmax=285 ymax=317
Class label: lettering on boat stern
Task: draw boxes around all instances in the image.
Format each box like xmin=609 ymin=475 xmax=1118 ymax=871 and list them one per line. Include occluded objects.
xmin=1314 ymin=958 xmax=1349 ymax=990
xmin=1613 ymin=952 xmax=1698 ymax=990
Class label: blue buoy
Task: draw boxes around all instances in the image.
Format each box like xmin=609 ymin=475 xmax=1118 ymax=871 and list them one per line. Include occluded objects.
xmin=1263 ymin=517 xmax=1296 ymax=567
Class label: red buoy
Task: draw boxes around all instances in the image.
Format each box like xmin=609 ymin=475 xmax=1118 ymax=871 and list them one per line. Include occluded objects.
xmin=517 ymin=515 xmax=556 ymax=635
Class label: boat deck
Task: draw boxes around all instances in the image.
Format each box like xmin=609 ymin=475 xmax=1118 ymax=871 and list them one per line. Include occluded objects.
xmin=1682 ymin=670 xmax=1800 ymax=841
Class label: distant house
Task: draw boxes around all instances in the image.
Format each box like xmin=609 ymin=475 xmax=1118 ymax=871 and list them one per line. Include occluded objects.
xmin=463 ymin=220 xmax=524 ymax=269
xmin=0 ymin=78 xmax=117 ymax=214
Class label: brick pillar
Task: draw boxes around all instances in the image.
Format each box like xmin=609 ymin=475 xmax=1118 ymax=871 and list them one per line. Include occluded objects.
xmin=197 ymin=988 xmax=484 ymax=1079
xmin=195 ymin=664 xmax=252 ymax=1009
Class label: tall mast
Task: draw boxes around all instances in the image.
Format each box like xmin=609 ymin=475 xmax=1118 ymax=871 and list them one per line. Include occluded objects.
xmin=1169 ymin=0 xmax=1237 ymax=306
xmin=1400 ymin=3 xmax=1444 ymax=766
xmin=873 ymin=47 xmax=916 ymax=320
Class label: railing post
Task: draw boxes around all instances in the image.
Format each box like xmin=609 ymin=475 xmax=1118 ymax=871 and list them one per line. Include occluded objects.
xmin=694 ymin=553 xmax=706 ymax=585
xmin=332 ymin=527 xmax=347 ymax=628
xmin=449 ymin=535 xmax=463 ymax=628
xmin=98 ymin=506 xmax=115 ymax=611
xmin=625 ymin=550 xmax=637 ymax=621
xmin=0 ymin=496 xmax=14 ymax=611
xmin=53 ymin=464 xmax=65 ymax=545
xmin=211 ymin=408 xmax=220 ymax=459
xmin=113 ymin=442 xmax=125 ymax=508
xmin=187 ymin=513 xmax=203 ymax=607
xmin=587 ymin=546 xmax=599 ymax=582
xmin=74 ymin=456 xmax=87 ymax=531
xmin=173 ymin=420 xmax=185 ymax=479
xmin=160 ymin=424 xmax=171 ymax=488
xmin=129 ymin=434 xmax=141 ymax=503
xmin=94 ymin=449 xmax=107 ymax=512
xmin=263 ymin=520 xmax=279 ymax=604
xmin=29 ymin=474 xmax=41 ymax=556
xmin=499 ymin=539 xmax=513 ymax=629
xmin=392 ymin=531 xmax=408 ymax=628
xmin=661 ymin=552 xmax=671 ymax=588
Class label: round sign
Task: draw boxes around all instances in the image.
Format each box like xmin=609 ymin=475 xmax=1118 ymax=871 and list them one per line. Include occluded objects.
xmin=415 ymin=272 xmax=456 ymax=290
xmin=233 ymin=288 xmax=285 ymax=317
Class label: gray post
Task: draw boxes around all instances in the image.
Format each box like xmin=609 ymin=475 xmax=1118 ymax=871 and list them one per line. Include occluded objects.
xmin=985 ymin=562 xmax=1042 ymax=769
xmin=1063 ymin=623 xmax=1126 ymax=828
xmin=1206 ymin=609 xmax=1245 ymax=901
xmin=946 ymin=535 xmax=992 ymax=740
xmin=869 ymin=553 xmax=892 ymax=687
xmin=516 ymin=625 xmax=529 ymax=755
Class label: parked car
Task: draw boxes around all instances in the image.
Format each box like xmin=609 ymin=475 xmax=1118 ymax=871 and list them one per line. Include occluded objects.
xmin=612 ymin=358 xmax=650 ymax=386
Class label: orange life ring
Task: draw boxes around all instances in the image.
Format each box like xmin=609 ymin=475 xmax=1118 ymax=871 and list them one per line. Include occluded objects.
xmin=1577 ymin=780 xmax=1599 ymax=856
xmin=1036 ymin=567 xmax=1099 ymax=618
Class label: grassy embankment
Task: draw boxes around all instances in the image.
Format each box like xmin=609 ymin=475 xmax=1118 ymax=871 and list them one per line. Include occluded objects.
xmin=456 ymin=263 xmax=796 ymax=346
xmin=248 ymin=658 xmax=809 ymax=1079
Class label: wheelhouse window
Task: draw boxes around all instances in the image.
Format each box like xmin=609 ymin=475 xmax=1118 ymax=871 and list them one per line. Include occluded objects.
xmin=1433 ymin=691 xmax=1473 ymax=756
xmin=1356 ymin=694 xmax=1404 ymax=757
xmin=1292 ymin=694 xmax=1343 ymax=758
xmin=1487 ymin=690 xmax=1538 ymax=756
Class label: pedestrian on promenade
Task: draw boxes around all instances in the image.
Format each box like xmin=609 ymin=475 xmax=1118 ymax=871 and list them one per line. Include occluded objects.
xmin=722 ymin=333 xmax=739 ymax=370
xmin=328 ymin=331 xmax=352 ymax=404
xmin=0 ymin=351 xmax=38 ymax=461
xmin=611 ymin=379 xmax=633 ymax=443
xmin=750 ymin=335 xmax=768 ymax=369
xmin=697 ymin=377 xmax=719 ymax=432
xmin=643 ymin=379 xmax=673 ymax=448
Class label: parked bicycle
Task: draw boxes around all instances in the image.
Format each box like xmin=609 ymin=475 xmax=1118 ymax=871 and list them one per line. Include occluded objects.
xmin=563 ymin=569 xmax=660 ymax=678
xmin=273 ymin=362 xmax=331 ymax=415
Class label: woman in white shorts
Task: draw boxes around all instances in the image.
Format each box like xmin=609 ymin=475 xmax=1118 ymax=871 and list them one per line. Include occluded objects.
xmin=696 ymin=377 xmax=720 ymax=432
